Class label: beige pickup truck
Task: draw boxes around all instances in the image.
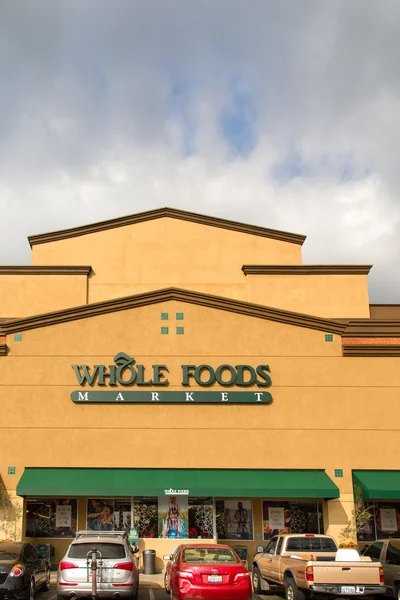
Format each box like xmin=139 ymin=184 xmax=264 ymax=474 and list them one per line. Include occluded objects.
xmin=252 ymin=534 xmax=386 ymax=600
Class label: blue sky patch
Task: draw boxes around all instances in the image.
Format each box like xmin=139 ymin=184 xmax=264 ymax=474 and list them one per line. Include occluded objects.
xmin=220 ymin=80 xmax=257 ymax=157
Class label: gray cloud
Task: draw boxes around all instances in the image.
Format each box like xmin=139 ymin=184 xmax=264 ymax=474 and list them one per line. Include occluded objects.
xmin=1 ymin=0 xmax=399 ymax=302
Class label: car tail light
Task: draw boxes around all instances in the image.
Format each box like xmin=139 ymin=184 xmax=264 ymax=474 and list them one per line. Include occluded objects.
xmin=177 ymin=570 xmax=194 ymax=580
xmin=306 ymin=566 xmax=314 ymax=582
xmin=113 ymin=562 xmax=134 ymax=571
xmin=59 ymin=561 xmax=79 ymax=570
xmin=379 ymin=567 xmax=384 ymax=583
xmin=10 ymin=565 xmax=25 ymax=578
xmin=234 ymin=572 xmax=250 ymax=584
xmin=58 ymin=583 xmax=79 ymax=586
xmin=305 ymin=534 xmax=315 ymax=537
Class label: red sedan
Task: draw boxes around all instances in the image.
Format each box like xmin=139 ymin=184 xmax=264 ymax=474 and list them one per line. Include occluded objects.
xmin=163 ymin=543 xmax=251 ymax=600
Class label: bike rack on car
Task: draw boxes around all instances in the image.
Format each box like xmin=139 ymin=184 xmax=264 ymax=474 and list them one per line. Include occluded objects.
xmin=86 ymin=548 xmax=103 ymax=600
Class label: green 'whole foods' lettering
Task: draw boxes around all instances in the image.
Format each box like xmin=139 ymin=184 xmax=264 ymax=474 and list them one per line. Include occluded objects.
xmin=256 ymin=365 xmax=272 ymax=387
xmin=72 ymin=353 xmax=272 ymax=390
xmin=235 ymin=365 xmax=257 ymax=386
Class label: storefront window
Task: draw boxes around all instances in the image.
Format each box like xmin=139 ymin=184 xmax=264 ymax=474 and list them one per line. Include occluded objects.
xmin=87 ymin=498 xmax=131 ymax=531
xmin=133 ymin=496 xmax=214 ymax=539
xmin=357 ymin=502 xmax=400 ymax=542
xmin=354 ymin=501 xmax=375 ymax=542
xmin=133 ymin=497 xmax=158 ymax=538
xmin=188 ymin=497 xmax=213 ymax=539
xmin=262 ymin=501 xmax=323 ymax=540
xmin=26 ymin=498 xmax=77 ymax=538
xmin=216 ymin=499 xmax=253 ymax=540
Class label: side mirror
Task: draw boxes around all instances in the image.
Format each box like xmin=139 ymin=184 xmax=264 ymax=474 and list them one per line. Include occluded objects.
xmin=163 ymin=554 xmax=172 ymax=561
xmin=256 ymin=546 xmax=264 ymax=553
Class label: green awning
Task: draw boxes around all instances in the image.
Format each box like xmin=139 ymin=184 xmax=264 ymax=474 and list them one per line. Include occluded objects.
xmin=17 ymin=468 xmax=339 ymax=499
xmin=353 ymin=470 xmax=400 ymax=500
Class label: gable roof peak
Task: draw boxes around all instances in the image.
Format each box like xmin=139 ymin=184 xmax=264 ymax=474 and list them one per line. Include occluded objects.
xmin=28 ymin=206 xmax=306 ymax=247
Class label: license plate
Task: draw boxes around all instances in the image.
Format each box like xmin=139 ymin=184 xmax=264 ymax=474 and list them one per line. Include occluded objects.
xmin=341 ymin=586 xmax=356 ymax=594
xmin=208 ymin=575 xmax=222 ymax=583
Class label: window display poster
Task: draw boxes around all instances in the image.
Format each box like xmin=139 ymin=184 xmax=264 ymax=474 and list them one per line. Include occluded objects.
xmin=223 ymin=500 xmax=253 ymax=540
xmin=56 ymin=504 xmax=72 ymax=528
xmin=133 ymin=498 xmax=158 ymax=538
xmin=87 ymin=499 xmax=115 ymax=531
xmin=188 ymin=497 xmax=213 ymax=539
xmin=25 ymin=498 xmax=77 ymax=538
xmin=263 ymin=503 xmax=290 ymax=539
xmin=158 ymin=495 xmax=188 ymax=539
xmin=114 ymin=500 xmax=131 ymax=530
xmin=374 ymin=504 xmax=400 ymax=538
xmin=268 ymin=507 xmax=285 ymax=530
xmin=380 ymin=508 xmax=398 ymax=533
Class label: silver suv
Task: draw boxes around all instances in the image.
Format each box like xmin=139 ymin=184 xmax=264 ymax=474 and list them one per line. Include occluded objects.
xmin=57 ymin=531 xmax=139 ymax=600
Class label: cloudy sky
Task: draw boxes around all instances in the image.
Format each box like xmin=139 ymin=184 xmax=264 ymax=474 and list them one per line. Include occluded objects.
xmin=1 ymin=1 xmax=399 ymax=302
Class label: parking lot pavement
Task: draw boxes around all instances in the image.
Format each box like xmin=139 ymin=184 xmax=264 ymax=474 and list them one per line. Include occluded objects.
xmin=36 ymin=584 xmax=285 ymax=600
xmin=139 ymin=591 xmax=285 ymax=600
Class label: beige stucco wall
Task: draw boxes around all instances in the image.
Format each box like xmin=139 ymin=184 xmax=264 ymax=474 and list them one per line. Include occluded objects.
xmin=1 ymin=300 xmax=399 ymax=558
xmin=246 ymin=274 xmax=371 ymax=318
xmin=0 ymin=274 xmax=87 ymax=318
xmin=31 ymin=218 xmax=302 ymax=304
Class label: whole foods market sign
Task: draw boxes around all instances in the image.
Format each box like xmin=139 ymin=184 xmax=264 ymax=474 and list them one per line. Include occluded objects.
xmin=70 ymin=352 xmax=272 ymax=404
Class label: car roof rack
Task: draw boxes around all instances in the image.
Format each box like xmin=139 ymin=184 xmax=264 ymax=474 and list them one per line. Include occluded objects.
xmin=75 ymin=530 xmax=127 ymax=539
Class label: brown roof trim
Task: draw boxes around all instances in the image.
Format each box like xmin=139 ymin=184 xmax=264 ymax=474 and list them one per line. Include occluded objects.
xmin=28 ymin=207 xmax=306 ymax=247
xmin=0 ymin=344 xmax=8 ymax=356
xmin=370 ymin=304 xmax=400 ymax=307
xmin=343 ymin=344 xmax=400 ymax=357
xmin=0 ymin=287 xmax=346 ymax=335
xmin=242 ymin=265 xmax=372 ymax=275
xmin=342 ymin=338 xmax=400 ymax=344
xmin=342 ymin=319 xmax=400 ymax=338
xmin=0 ymin=266 xmax=92 ymax=275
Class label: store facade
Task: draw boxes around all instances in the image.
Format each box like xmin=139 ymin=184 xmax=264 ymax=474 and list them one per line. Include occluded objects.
xmin=0 ymin=207 xmax=399 ymax=568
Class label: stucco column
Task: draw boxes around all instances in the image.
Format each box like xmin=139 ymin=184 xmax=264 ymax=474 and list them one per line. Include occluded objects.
xmin=323 ymin=494 xmax=355 ymax=542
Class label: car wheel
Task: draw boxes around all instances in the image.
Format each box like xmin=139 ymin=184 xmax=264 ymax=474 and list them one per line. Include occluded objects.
xmin=285 ymin=576 xmax=306 ymax=600
xmin=43 ymin=569 xmax=51 ymax=591
xmin=164 ymin=571 xmax=171 ymax=594
xmin=29 ymin=578 xmax=35 ymax=600
xmin=252 ymin=566 xmax=262 ymax=594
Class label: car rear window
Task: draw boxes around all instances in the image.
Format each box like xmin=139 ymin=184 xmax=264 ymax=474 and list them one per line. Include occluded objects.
xmin=182 ymin=548 xmax=239 ymax=563
xmin=0 ymin=544 xmax=21 ymax=560
xmin=386 ymin=542 xmax=400 ymax=566
xmin=0 ymin=551 xmax=19 ymax=560
xmin=286 ymin=537 xmax=337 ymax=552
xmin=363 ymin=542 xmax=383 ymax=562
xmin=68 ymin=543 xmax=126 ymax=559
